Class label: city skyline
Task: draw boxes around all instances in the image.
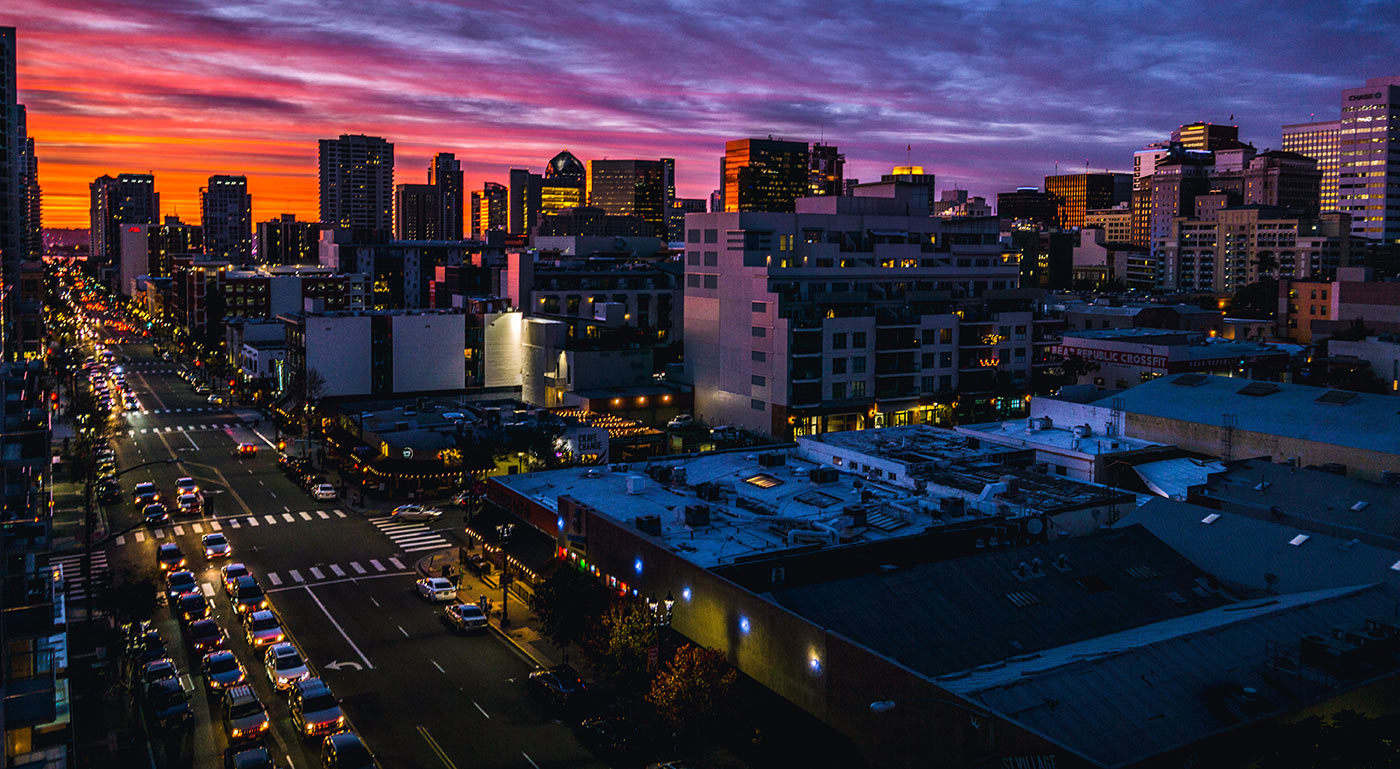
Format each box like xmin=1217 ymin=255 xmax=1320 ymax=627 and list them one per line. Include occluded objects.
xmin=6 ymin=0 xmax=1397 ymax=228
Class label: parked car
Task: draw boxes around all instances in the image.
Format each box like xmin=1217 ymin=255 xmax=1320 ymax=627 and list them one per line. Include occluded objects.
xmin=165 ymin=570 xmax=197 ymax=600
xmin=311 ymin=484 xmax=337 ymax=501
xmin=202 ymin=650 xmax=247 ymax=691
xmin=96 ymin=479 xmax=122 ymax=504
xmin=442 ymin=602 xmax=488 ymax=634
xmin=156 ymin=542 xmax=186 ymax=571
xmin=290 ymin=678 xmax=345 ymax=739
xmin=666 ymin=414 xmax=694 ymax=429
xmin=527 ymin=664 xmax=591 ymax=711
xmin=319 ymin=731 xmax=377 ymax=769
xmin=415 ymin=577 xmax=456 ymax=602
xmin=202 ymin=532 xmax=231 ymax=558
xmin=389 ymin=505 xmax=443 ymax=523
xmin=126 ymin=628 xmax=168 ymax=671
xmin=143 ymin=502 xmax=169 ymax=526
xmin=146 ymin=678 xmax=194 ymax=731
xmin=138 ymin=658 xmax=178 ymax=694
xmin=222 ymin=684 xmax=270 ymax=743
xmin=224 ymin=744 xmax=281 ymax=769
xmin=264 ymin=643 xmax=310 ymax=691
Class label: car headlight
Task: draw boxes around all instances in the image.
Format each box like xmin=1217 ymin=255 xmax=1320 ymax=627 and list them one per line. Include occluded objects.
xmin=231 ymin=728 xmax=241 ymax=737
xmin=337 ymin=716 xmax=345 ymax=725
xmin=306 ymin=724 xmax=316 ymax=734
xmin=275 ymin=634 xmax=283 ymax=642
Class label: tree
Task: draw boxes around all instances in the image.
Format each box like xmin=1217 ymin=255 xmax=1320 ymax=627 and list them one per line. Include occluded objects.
xmin=1227 ymin=277 xmax=1278 ymax=319
xmin=528 ymin=564 xmax=608 ymax=662
xmin=101 ymin=569 xmax=161 ymax=624
xmin=646 ymin=644 xmax=738 ymax=734
xmin=1256 ymin=710 xmax=1400 ymax=768
xmin=598 ymin=599 xmax=659 ymax=691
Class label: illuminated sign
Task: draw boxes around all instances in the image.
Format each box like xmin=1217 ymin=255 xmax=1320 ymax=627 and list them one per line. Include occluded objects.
xmin=1348 ymin=92 xmax=1384 ymax=101
xmin=1048 ymin=344 xmax=1167 ymax=370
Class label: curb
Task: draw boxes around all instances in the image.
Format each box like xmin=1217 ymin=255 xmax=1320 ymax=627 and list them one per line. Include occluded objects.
xmin=489 ymin=622 xmax=550 ymax=669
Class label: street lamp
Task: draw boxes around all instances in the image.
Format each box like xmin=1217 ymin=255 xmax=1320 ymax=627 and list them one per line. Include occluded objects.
xmin=496 ymin=523 xmax=515 ymax=627
xmin=647 ymin=590 xmax=675 ymax=627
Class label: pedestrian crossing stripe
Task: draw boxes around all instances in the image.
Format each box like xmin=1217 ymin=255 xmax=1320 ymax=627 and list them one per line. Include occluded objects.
xmin=309 ymin=567 xmax=324 ymax=580
xmin=351 ymin=562 xmax=366 ymax=574
xmin=329 ymin=564 xmax=344 ymax=577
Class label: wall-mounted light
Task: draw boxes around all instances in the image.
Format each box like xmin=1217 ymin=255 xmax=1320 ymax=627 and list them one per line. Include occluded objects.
xmin=739 ymin=616 xmax=751 ymax=635
xmin=633 ymin=557 xmax=643 ymax=575
xmin=681 ymin=586 xmax=692 ymax=602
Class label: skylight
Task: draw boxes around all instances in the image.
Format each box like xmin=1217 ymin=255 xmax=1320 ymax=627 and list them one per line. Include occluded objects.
xmin=1200 ymin=513 xmax=1220 ymax=524
xmin=743 ymin=473 xmax=783 ymax=489
xmin=1288 ymin=534 xmax=1310 ymax=546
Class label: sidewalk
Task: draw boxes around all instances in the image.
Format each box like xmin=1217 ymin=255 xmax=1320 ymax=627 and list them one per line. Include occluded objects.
xmin=415 ymin=551 xmax=564 ymax=670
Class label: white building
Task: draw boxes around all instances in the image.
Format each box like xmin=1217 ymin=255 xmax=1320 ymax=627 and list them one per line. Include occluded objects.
xmin=282 ymin=309 xmax=466 ymax=397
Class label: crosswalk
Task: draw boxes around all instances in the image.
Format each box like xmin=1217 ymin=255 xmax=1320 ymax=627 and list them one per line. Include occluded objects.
xmin=52 ymin=550 xmax=110 ymax=601
xmin=126 ymin=421 xmax=238 ymax=435
xmin=263 ymin=557 xmax=407 ymax=589
xmin=113 ymin=511 xmax=346 ymax=546
xmin=138 ymin=406 xmax=228 ymax=415
xmin=370 ymin=516 xmax=452 ymax=553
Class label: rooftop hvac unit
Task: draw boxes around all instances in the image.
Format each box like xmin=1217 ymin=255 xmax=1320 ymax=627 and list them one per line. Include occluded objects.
xmin=684 ymin=504 xmax=711 ymax=527
xmin=634 ymin=515 xmax=662 ymax=536
xmin=940 ymin=497 xmax=966 ymax=516
xmin=758 ymin=453 xmax=787 ymax=468
xmin=843 ymin=504 xmax=868 ymax=527
xmin=808 ymin=466 xmax=839 ymax=484
xmin=671 ymin=466 xmax=687 ymax=484
xmin=626 ymin=475 xmax=645 ymax=494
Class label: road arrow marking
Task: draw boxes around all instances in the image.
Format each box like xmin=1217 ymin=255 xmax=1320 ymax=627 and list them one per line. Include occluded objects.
xmin=323 ymin=660 xmax=364 ymax=672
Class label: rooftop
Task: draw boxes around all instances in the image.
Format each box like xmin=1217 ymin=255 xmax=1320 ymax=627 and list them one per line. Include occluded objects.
xmin=1116 ymin=498 xmax=1400 ymax=595
xmin=797 ymin=425 xmax=1013 ymax=467
xmin=1094 ymin=374 xmax=1400 ymax=456
xmin=941 ymin=583 xmax=1400 ymax=768
xmin=1133 ymin=456 xmax=1226 ymax=499
xmin=957 ymin=418 xmax=1164 ymax=457
xmin=768 ymin=526 xmax=1228 ymax=677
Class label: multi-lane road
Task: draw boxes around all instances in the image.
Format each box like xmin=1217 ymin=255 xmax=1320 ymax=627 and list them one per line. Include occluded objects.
xmin=84 ymin=337 xmax=608 ymax=769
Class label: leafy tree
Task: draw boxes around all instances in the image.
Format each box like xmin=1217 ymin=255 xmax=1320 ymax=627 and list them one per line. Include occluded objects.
xmin=598 ymin=599 xmax=659 ymax=691
xmin=1256 ymin=710 xmax=1400 ymax=769
xmin=646 ymin=644 xmax=738 ymax=734
xmin=100 ymin=569 xmax=161 ymax=624
xmin=528 ymin=564 xmax=608 ymax=662
xmin=1227 ymin=277 xmax=1278 ymax=319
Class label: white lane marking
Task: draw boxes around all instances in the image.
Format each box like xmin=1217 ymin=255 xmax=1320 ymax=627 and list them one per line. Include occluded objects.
xmin=289 ymin=569 xmax=304 ymax=583
xmin=333 ymin=510 xmax=346 ymax=518
xmin=388 ymin=557 xmax=405 ymax=570
xmin=432 ymin=660 xmax=445 ymax=673
xmin=246 ymin=517 xmax=259 ymax=527
xmin=115 ymin=534 xmax=126 ymax=546
xmin=401 ymin=543 xmax=450 ymax=553
xmin=172 ymin=525 xmax=185 ymax=536
xmin=474 ymin=701 xmax=491 ymax=719
xmin=369 ymin=560 xmax=385 ymax=572
xmin=267 ymin=572 xmax=282 ymax=586
xmin=228 ymin=518 xmax=240 ymax=528
xmin=299 ymin=511 xmax=312 ymax=521
xmin=209 ymin=520 xmax=222 ymax=530
xmin=184 ymin=430 xmax=198 ymax=450
xmin=309 ymin=567 xmax=324 ymax=580
xmin=369 ymin=597 xmax=379 ymax=607
xmin=521 ymin=752 xmax=540 ymax=769
xmin=134 ymin=531 xmax=146 ymax=542
xmin=154 ymin=529 xmax=165 ymax=539
xmin=263 ymin=515 xmax=277 ymax=525
xmin=350 ymin=562 xmax=366 ymax=574
xmin=200 ymin=582 xmax=215 ymax=597
xmin=316 ymin=510 xmax=329 ymax=519
xmin=329 ymin=564 xmax=344 ymax=577
xmin=397 ymin=625 xmax=409 ymax=638
xmin=303 ymin=584 xmax=375 ymax=670
xmin=192 ymin=523 xmax=204 ymax=533
xmin=281 ymin=513 xmax=294 ymax=523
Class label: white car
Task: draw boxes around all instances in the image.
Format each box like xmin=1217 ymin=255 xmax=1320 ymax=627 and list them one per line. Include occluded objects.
xmin=389 ymin=505 xmax=443 ymax=523
xmin=311 ymin=484 xmax=337 ymax=501
xmin=264 ymin=643 xmax=310 ymax=690
xmin=202 ymin=532 xmax=231 ymax=558
xmin=666 ymin=414 xmax=694 ymax=429
xmin=416 ymin=577 xmax=457 ymax=602
xmin=207 ymin=394 xmax=224 ymax=405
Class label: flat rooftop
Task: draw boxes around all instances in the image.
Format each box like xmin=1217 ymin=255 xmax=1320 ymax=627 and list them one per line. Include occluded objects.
xmin=798 ymin=424 xmax=1015 ymax=466
xmin=958 ymin=419 xmax=1163 ymax=456
xmin=493 ymin=448 xmax=1003 ymax=568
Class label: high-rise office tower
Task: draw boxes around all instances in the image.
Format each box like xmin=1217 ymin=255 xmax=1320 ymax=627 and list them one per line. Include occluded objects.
xmin=18 ymin=106 xmax=40 ymax=260
xmin=394 ymin=183 xmax=439 ymax=240
xmin=1044 ymin=172 xmax=1131 ymax=229
xmin=1170 ymin=122 xmax=1240 ymax=151
xmin=587 ymin=159 xmax=667 ymax=237
xmin=1 ymin=27 xmax=23 ymax=354
xmin=1282 ymin=119 xmax=1341 ymax=214
xmin=90 ymin=173 xmax=159 ymax=285
xmin=429 ymin=152 xmax=464 ymax=240
xmin=318 ymin=134 xmax=394 ymax=242
xmin=1243 ymin=151 xmax=1321 ymax=216
xmin=541 ymin=151 xmax=586 ymax=217
xmin=722 ymin=138 xmax=808 ymax=212
xmin=200 ymin=174 xmax=253 ymax=262
xmin=471 ymin=182 xmax=508 ymax=238
xmin=807 ymin=143 xmax=845 ymax=197
xmin=1337 ymin=76 xmax=1400 ymax=241
xmin=508 ymin=168 xmax=542 ymax=236
xmin=997 ymin=187 xmax=1057 ymax=229
xmin=667 ymin=198 xmax=706 ymax=243
xmin=257 ymin=214 xmax=320 ymax=265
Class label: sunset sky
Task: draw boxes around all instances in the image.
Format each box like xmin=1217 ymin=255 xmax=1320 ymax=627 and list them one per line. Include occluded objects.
xmin=7 ymin=0 xmax=1396 ymax=229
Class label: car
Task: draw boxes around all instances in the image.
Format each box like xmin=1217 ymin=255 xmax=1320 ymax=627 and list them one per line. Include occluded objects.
xmin=132 ymin=481 xmax=159 ymax=506
xmin=187 ymin=618 xmax=226 ymax=653
xmin=222 ymin=563 xmax=251 ymax=594
xmin=175 ymin=591 xmax=210 ymax=624
xmin=124 ymin=396 xmax=140 ymax=409
xmin=203 ymin=532 xmax=231 ymax=558
xmin=145 ymin=678 xmax=193 ymax=731
xmin=175 ymin=477 xmax=199 ymax=496
xmin=177 ymin=493 xmax=203 ymax=516
xmin=222 ymin=685 xmax=270 ymax=743
xmin=232 ymin=576 xmax=269 ymax=614
xmin=290 ymin=678 xmax=345 ymax=739
xmin=208 ymin=394 xmax=225 ymax=405
xmin=311 ymin=484 xmax=337 ymax=501
xmin=224 ymin=744 xmax=281 ymax=769
xmin=126 ymin=628 xmax=168 ymax=671
xmin=709 ymin=425 xmax=738 ymax=441
xmin=527 ymin=665 xmax=590 ymax=711
xmin=156 ymin=542 xmax=186 ymax=571
xmin=165 ymin=570 xmax=197 ymax=600
xmin=666 ymin=414 xmax=694 ymax=429
xmin=243 ymin=610 xmax=284 ymax=647
xmin=441 ymin=602 xmax=488 ymax=634
xmin=264 ymin=643 xmax=310 ymax=691
xmin=202 ymin=650 xmax=247 ymax=691
xmin=320 ymin=731 xmax=377 ymax=769
xmin=195 ymin=384 xmax=210 ymax=395
xmin=143 ymin=503 xmax=169 ymax=526
xmin=451 ymin=490 xmax=472 ymax=507
xmin=97 ymin=481 xmax=123 ymax=505
xmin=416 ymin=577 xmax=456 ymax=602
xmin=237 ymin=442 xmax=258 ymax=456
xmin=389 ymin=505 xmax=443 ymax=523
xmin=302 ymin=473 xmax=327 ymax=491
xmin=139 ymin=658 xmax=178 ymax=694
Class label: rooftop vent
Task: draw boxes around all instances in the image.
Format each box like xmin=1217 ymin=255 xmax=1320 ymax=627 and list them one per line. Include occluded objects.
xmin=1316 ymin=389 xmax=1359 ymax=406
xmin=1005 ymin=591 xmax=1041 ymax=608
xmin=1289 ymin=534 xmax=1311 ymax=546
xmin=1237 ymin=381 xmax=1280 ymax=397
xmin=1201 ymin=513 xmax=1220 ymax=524
xmin=1172 ymin=373 xmax=1208 ymax=387
xmin=1350 ymin=501 xmax=1369 ymax=512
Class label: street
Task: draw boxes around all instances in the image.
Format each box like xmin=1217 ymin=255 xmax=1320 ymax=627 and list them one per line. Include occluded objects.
xmin=84 ymin=335 xmax=609 ymax=769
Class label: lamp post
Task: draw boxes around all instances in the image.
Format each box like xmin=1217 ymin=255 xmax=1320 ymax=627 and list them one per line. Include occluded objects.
xmin=496 ymin=523 xmax=515 ymax=627
xmin=645 ymin=590 xmax=675 ymax=672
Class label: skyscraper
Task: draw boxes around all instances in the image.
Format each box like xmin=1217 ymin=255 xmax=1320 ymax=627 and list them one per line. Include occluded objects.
xmin=257 ymin=214 xmax=320 ymax=265
xmin=318 ymin=134 xmax=394 ymax=242
xmin=807 ymin=143 xmax=845 ymax=197
xmin=1337 ymin=76 xmax=1400 ymax=241
xmin=1 ymin=27 xmax=23 ymax=354
xmin=1242 ymin=151 xmax=1321 ymax=216
xmin=17 ymin=105 xmax=39 ymax=260
xmin=1044 ymin=172 xmax=1131 ymax=229
xmin=1170 ymin=122 xmax=1240 ymax=151
xmin=587 ymin=159 xmax=667 ymax=236
xmin=508 ymin=167 xmax=542 ymax=236
xmin=394 ymin=183 xmax=439 ymax=240
xmin=1282 ymin=119 xmax=1341 ymax=214
xmin=200 ymin=174 xmax=252 ymax=262
xmin=541 ymin=151 xmax=586 ymax=215
xmin=429 ymin=152 xmax=464 ymax=240
xmin=471 ymin=182 xmax=508 ymax=238
xmin=90 ymin=173 xmax=159 ymax=286
xmin=722 ymin=138 xmax=808 ymax=212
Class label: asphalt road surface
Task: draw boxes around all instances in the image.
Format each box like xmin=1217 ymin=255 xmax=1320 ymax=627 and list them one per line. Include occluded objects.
xmin=91 ymin=335 xmax=609 ymax=769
